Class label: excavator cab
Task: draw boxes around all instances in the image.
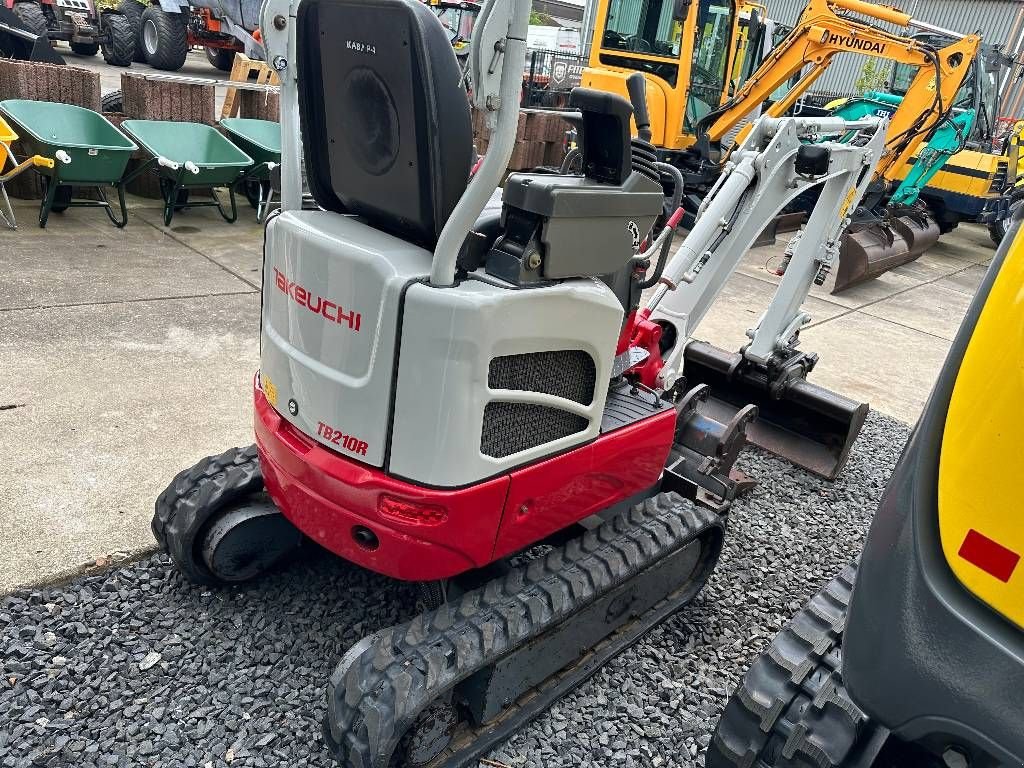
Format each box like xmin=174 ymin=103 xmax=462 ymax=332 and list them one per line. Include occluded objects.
xmin=585 ymin=0 xmax=741 ymax=151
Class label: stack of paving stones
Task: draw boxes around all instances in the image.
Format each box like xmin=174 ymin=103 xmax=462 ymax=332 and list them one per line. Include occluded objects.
xmin=0 ymin=413 xmax=909 ymax=767
xmin=473 ymin=107 xmax=571 ymax=171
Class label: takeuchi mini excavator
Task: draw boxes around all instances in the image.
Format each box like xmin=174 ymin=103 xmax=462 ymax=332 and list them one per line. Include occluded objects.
xmin=582 ymin=0 xmax=981 ymax=293
xmin=153 ymin=0 xmax=888 ymax=765
xmin=707 ymin=200 xmax=1024 ymax=768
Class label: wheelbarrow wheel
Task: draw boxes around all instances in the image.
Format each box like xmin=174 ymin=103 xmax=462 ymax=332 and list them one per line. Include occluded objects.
xmin=242 ymin=179 xmax=268 ymax=210
xmin=159 ymin=178 xmax=189 ymax=212
xmin=140 ymin=5 xmax=187 ymax=71
xmin=115 ymin=0 xmax=146 ymax=62
xmin=12 ymin=2 xmax=48 ymax=37
xmin=42 ymin=178 xmax=73 ymax=213
xmin=100 ymin=11 xmax=134 ymax=67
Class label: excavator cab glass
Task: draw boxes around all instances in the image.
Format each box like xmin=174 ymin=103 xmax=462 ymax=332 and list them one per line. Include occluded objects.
xmin=601 ymin=0 xmax=685 ymax=58
xmin=684 ymin=0 xmax=734 ymax=130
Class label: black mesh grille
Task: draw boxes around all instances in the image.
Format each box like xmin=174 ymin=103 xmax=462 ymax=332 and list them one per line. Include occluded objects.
xmin=487 ymin=350 xmax=597 ymax=406
xmin=480 ymin=403 xmax=589 ymax=459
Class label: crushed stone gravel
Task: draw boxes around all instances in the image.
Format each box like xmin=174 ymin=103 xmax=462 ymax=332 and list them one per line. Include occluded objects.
xmin=0 ymin=412 xmax=910 ymax=768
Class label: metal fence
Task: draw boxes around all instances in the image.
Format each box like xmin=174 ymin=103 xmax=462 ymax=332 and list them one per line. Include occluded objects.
xmin=521 ymin=49 xmax=588 ymax=110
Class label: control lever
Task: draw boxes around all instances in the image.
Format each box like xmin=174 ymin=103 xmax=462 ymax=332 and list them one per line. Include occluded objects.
xmin=626 ymin=72 xmax=653 ymax=143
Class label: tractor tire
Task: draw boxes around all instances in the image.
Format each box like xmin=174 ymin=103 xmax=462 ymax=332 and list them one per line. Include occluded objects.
xmin=100 ymin=12 xmax=134 ymax=67
xmin=707 ymin=565 xmax=882 ymax=768
xmin=115 ymin=0 xmax=146 ymax=62
xmin=101 ymin=89 xmax=124 ymax=114
xmin=12 ymin=2 xmax=49 ymax=37
xmin=140 ymin=4 xmax=187 ymax=71
xmin=205 ymin=46 xmax=235 ymax=72
xmin=153 ymin=445 xmax=302 ymax=586
xmin=70 ymin=41 xmax=100 ymax=56
xmin=988 ymin=192 xmax=1024 ymax=247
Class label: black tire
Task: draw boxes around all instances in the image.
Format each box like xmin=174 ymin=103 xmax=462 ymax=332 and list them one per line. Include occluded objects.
xmin=116 ymin=0 xmax=146 ymax=62
xmin=707 ymin=565 xmax=881 ymax=768
xmin=101 ymin=89 xmax=124 ymax=114
xmin=152 ymin=445 xmax=266 ymax=585
xmin=989 ymin=219 xmax=1007 ymax=247
xmin=159 ymin=177 xmax=190 ymax=211
xmin=140 ymin=4 xmax=187 ymax=71
xmin=42 ymin=177 xmax=73 ymax=213
xmin=12 ymin=2 xmax=49 ymax=36
xmin=100 ymin=11 xmax=134 ymax=66
xmin=70 ymin=41 xmax=100 ymax=56
xmin=205 ymin=46 xmax=235 ymax=72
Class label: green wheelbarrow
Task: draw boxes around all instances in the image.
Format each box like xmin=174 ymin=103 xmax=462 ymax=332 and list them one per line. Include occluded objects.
xmin=120 ymin=120 xmax=253 ymax=227
xmin=0 ymin=100 xmax=137 ymax=228
xmin=220 ymin=118 xmax=281 ymax=223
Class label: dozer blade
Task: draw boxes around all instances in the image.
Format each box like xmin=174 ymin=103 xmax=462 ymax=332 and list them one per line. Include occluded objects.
xmin=0 ymin=8 xmax=64 ymax=64
xmin=683 ymin=341 xmax=868 ymax=480
xmin=833 ymin=206 xmax=940 ymax=293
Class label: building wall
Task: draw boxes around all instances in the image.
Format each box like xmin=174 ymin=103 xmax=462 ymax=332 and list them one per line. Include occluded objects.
xmin=763 ymin=0 xmax=1024 ymax=116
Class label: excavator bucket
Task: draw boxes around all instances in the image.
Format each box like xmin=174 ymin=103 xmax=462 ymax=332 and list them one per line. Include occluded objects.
xmin=834 ymin=205 xmax=940 ymax=293
xmin=0 ymin=7 xmax=64 ymax=64
xmin=683 ymin=342 xmax=869 ymax=480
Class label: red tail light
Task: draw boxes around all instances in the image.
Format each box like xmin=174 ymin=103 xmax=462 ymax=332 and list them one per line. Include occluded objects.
xmin=377 ymin=494 xmax=449 ymax=526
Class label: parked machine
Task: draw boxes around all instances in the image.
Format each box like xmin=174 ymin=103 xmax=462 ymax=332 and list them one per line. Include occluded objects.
xmin=1 ymin=0 xmax=134 ymax=65
xmin=708 ymin=210 xmax=1024 ymax=768
xmin=153 ymin=0 xmax=889 ymax=765
xmin=425 ymin=0 xmax=480 ymax=59
xmin=115 ymin=0 xmax=264 ymax=71
xmin=582 ymin=0 xmax=981 ymax=293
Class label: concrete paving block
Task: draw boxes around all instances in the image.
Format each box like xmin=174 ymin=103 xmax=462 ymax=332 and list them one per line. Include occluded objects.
xmin=0 ymin=219 xmax=255 ymax=310
xmin=691 ymin=272 xmax=847 ymax=350
xmin=0 ymin=294 xmax=260 ymax=592
xmin=935 ymin=264 xmax=990 ymax=297
xmin=799 ymin=311 xmax=952 ymax=424
xmin=860 ymin=282 xmax=974 ymax=342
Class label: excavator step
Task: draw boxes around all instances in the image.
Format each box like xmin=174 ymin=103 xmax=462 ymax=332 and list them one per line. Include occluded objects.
xmin=323 ymin=493 xmax=725 ymax=768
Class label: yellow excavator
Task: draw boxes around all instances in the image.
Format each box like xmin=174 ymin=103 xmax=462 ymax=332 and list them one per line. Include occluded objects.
xmin=583 ymin=0 xmax=981 ymax=291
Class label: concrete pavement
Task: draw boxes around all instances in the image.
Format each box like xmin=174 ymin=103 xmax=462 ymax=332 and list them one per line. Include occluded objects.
xmin=0 ymin=193 xmax=999 ymax=592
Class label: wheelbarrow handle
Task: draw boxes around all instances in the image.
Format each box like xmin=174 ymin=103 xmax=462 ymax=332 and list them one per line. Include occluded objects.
xmin=32 ymin=155 xmax=55 ymax=170
xmin=157 ymin=156 xmax=200 ymax=175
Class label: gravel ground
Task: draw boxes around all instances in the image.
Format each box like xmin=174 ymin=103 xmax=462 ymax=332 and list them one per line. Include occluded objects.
xmin=0 ymin=412 xmax=910 ymax=768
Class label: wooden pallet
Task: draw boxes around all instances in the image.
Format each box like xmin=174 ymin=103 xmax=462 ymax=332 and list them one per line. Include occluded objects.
xmin=221 ymin=54 xmax=281 ymax=120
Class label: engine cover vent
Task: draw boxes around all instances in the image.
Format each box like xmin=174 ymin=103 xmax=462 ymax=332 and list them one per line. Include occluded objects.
xmin=481 ymin=350 xmax=597 ymax=459
xmin=487 ymin=350 xmax=596 ymax=406
xmin=481 ymin=403 xmax=589 ymax=459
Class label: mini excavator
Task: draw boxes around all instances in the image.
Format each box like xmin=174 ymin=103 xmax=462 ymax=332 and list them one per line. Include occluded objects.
xmin=153 ymin=0 xmax=887 ymax=765
xmin=708 ymin=192 xmax=1024 ymax=768
xmin=582 ymin=0 xmax=982 ymax=292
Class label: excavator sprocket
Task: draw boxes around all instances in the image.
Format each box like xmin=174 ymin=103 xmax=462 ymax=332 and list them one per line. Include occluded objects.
xmin=323 ymin=492 xmax=725 ymax=768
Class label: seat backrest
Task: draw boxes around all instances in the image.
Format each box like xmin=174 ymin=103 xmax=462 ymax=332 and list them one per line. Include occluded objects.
xmin=296 ymin=0 xmax=472 ymax=247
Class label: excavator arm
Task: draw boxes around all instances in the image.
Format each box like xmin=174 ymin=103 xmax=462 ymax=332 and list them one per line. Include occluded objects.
xmin=698 ymin=0 xmax=980 ymax=186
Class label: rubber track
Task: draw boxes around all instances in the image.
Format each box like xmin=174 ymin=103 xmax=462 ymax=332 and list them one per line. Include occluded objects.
xmin=324 ymin=492 xmax=723 ymax=768
xmin=152 ymin=445 xmax=264 ymax=586
xmin=707 ymin=564 xmax=877 ymax=768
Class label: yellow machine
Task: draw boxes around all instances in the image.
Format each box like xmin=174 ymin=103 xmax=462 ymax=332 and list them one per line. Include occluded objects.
xmin=583 ymin=0 xmax=980 ymax=289
xmin=709 ymin=209 xmax=1024 ymax=768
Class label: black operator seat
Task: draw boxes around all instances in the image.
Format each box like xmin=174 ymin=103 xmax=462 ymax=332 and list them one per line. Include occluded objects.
xmin=295 ymin=0 xmax=472 ymax=248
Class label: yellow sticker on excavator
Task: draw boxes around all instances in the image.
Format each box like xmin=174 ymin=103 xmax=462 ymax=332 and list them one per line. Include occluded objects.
xmin=263 ymin=374 xmax=278 ymax=408
xmin=927 ymin=76 xmax=937 ymax=92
